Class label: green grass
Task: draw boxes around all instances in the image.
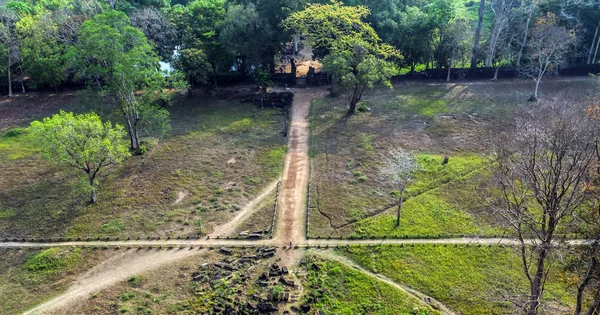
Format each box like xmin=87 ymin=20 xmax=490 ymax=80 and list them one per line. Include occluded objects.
xmin=343 ymin=246 xmax=576 ymax=315
xmin=0 ymin=248 xmax=110 ymax=315
xmin=352 ymin=154 xmax=501 ymax=237
xmin=408 ymin=154 xmax=485 ymax=196
xmin=0 ymin=95 xmax=287 ymax=239
xmin=0 ymin=128 xmax=38 ymax=160
xmin=304 ymin=256 xmax=441 ymax=314
xmin=307 ymin=80 xmax=598 ymax=237
xmin=23 ymin=248 xmax=82 ymax=276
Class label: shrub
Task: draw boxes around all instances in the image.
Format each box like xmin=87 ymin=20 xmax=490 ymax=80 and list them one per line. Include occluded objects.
xmin=2 ymin=128 xmax=26 ymax=138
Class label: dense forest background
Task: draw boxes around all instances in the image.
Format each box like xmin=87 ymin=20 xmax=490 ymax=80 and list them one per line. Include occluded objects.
xmin=0 ymin=0 xmax=598 ymax=93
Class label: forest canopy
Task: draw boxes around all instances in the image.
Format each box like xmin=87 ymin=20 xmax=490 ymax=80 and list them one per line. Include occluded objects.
xmin=0 ymin=0 xmax=598 ymax=93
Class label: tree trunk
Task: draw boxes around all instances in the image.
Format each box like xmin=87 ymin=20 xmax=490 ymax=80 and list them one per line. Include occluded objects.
xmin=89 ymin=176 xmax=96 ymax=203
xmin=594 ymin=31 xmax=600 ymax=64
xmin=396 ymin=189 xmax=404 ymax=227
xmin=587 ymin=21 xmax=600 ymax=64
xmin=349 ymin=96 xmax=359 ymax=113
xmin=6 ymin=46 xmax=11 ymax=98
xmin=132 ymin=117 xmax=140 ymax=151
xmin=527 ymin=246 xmax=548 ymax=315
xmin=124 ymin=115 xmax=140 ymax=151
xmin=471 ymin=0 xmax=486 ymax=68
xmin=446 ymin=60 xmax=452 ymax=82
xmin=575 ymin=240 xmax=599 ymax=315
xmin=486 ymin=23 xmax=500 ymax=67
xmin=516 ymin=6 xmax=534 ymax=67
xmin=493 ymin=65 xmax=500 ymax=81
xmin=20 ymin=79 xmax=24 ymax=94
xmin=533 ymin=78 xmax=541 ymax=100
xmin=585 ymin=287 xmax=600 ymax=315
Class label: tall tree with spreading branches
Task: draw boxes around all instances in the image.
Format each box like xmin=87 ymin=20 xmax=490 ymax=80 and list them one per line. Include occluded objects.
xmin=488 ymin=100 xmax=597 ymax=314
xmin=29 ymin=111 xmax=130 ymax=203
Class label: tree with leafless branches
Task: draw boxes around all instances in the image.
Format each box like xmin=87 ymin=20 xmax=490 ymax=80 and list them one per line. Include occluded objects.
xmin=520 ymin=13 xmax=575 ymax=101
xmin=380 ymin=148 xmax=419 ymax=227
xmin=488 ymin=99 xmax=597 ymax=314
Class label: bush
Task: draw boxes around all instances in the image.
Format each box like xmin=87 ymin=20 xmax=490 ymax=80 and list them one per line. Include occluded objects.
xmin=2 ymin=128 xmax=26 ymax=138
xmin=356 ymin=104 xmax=369 ymax=112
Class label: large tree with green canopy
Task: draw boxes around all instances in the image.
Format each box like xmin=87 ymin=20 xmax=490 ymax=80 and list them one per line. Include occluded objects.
xmin=68 ymin=10 xmax=179 ymax=151
xmin=29 ymin=111 xmax=130 ymax=203
xmin=283 ymin=0 xmax=380 ymax=59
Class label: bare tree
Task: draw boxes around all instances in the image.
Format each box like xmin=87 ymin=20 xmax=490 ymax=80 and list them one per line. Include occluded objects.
xmin=485 ymin=0 xmax=514 ymax=67
xmin=380 ymin=148 xmax=419 ymax=227
xmin=488 ymin=100 xmax=596 ymax=315
xmin=521 ymin=13 xmax=574 ymax=101
xmin=515 ymin=0 xmax=540 ymax=66
xmin=491 ymin=17 xmax=518 ymax=81
xmin=130 ymin=7 xmax=176 ymax=61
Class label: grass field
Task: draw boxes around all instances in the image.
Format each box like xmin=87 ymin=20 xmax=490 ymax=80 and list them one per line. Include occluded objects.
xmin=0 ymin=248 xmax=114 ymax=315
xmin=308 ymin=79 xmax=598 ymax=238
xmin=301 ymin=255 xmax=441 ymax=314
xmin=0 ymin=90 xmax=287 ymax=239
xmin=343 ymin=245 xmax=578 ymax=315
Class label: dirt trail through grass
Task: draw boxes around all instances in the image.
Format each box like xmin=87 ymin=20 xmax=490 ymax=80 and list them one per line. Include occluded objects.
xmin=23 ymin=249 xmax=201 ymax=315
xmin=319 ymin=250 xmax=457 ymax=315
xmin=20 ymin=180 xmax=281 ymax=314
xmin=8 ymin=86 xmax=594 ymax=314
xmin=209 ymin=180 xmax=279 ymax=237
xmin=273 ymin=87 xmax=327 ymax=266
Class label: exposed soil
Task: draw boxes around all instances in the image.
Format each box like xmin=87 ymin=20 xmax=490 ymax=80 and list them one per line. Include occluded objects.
xmin=273 ymin=87 xmax=327 ymax=267
xmin=24 ymin=249 xmax=201 ymax=315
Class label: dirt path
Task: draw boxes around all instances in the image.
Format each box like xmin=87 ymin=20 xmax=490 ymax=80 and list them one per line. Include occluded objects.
xmin=24 ymin=249 xmax=202 ymax=315
xmin=320 ymin=251 xmax=457 ymax=315
xmin=274 ymin=87 xmax=326 ymax=266
xmin=20 ymin=179 xmax=282 ymax=314
xmin=11 ymin=85 xmax=593 ymax=314
xmin=209 ymin=180 xmax=279 ymax=237
xmin=0 ymin=237 xmax=590 ymax=249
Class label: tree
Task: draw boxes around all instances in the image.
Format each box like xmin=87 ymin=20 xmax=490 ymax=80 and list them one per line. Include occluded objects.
xmin=0 ymin=5 xmax=19 ymax=97
xmin=219 ymin=3 xmax=273 ymax=75
xmin=282 ymin=0 xmax=380 ymax=59
xmin=521 ymin=13 xmax=574 ymax=101
xmin=29 ymin=111 xmax=130 ymax=203
xmin=69 ymin=10 xmax=176 ymax=151
xmin=323 ymin=37 xmax=397 ymax=113
xmin=380 ymin=148 xmax=418 ymax=227
xmin=170 ymin=0 xmax=226 ymax=88
xmin=515 ymin=0 xmax=540 ymax=66
xmin=437 ymin=18 xmax=470 ymax=82
xmin=16 ymin=13 xmax=68 ymax=90
xmin=396 ymin=6 xmax=434 ymax=72
xmin=575 ymin=83 xmax=600 ymax=315
xmin=485 ymin=0 xmax=514 ymax=67
xmin=471 ymin=0 xmax=486 ymax=68
xmin=488 ymin=100 xmax=596 ymax=314
xmin=129 ymin=7 xmax=176 ymax=61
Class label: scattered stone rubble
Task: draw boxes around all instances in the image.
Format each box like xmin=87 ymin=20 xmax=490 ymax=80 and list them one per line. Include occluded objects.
xmin=188 ymin=246 xmax=302 ymax=314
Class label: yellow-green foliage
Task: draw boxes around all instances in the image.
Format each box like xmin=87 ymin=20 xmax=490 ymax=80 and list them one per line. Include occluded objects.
xmin=24 ymin=248 xmax=81 ymax=277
